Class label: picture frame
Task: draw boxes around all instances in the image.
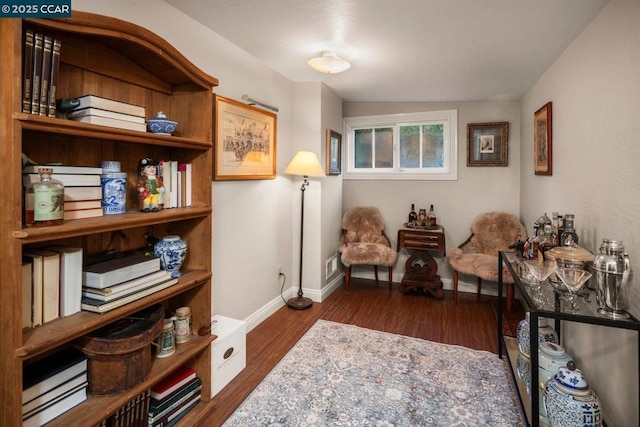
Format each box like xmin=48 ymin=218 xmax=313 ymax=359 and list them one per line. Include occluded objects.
xmin=467 ymin=122 xmax=509 ymax=166
xmin=326 ymin=129 xmax=342 ymax=175
xmin=534 ymin=102 xmax=552 ymax=176
xmin=214 ymin=94 xmax=277 ymax=180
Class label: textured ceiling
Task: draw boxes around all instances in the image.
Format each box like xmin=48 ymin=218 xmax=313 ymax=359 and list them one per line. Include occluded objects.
xmin=166 ymin=0 xmax=608 ymax=102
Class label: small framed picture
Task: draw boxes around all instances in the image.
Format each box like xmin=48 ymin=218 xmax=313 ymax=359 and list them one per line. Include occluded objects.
xmin=326 ymin=129 xmax=342 ymax=175
xmin=534 ymin=102 xmax=552 ymax=176
xmin=467 ymin=122 xmax=509 ymax=166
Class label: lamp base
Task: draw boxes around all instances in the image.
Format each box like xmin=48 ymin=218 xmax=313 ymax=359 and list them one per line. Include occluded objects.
xmin=286 ymin=296 xmax=313 ymax=310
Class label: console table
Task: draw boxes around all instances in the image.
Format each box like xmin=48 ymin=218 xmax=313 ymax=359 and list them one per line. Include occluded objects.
xmin=397 ymin=225 xmax=446 ymax=298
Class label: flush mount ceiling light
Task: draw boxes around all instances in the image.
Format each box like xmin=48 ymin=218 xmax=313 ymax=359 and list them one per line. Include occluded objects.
xmin=307 ymin=51 xmax=351 ymax=74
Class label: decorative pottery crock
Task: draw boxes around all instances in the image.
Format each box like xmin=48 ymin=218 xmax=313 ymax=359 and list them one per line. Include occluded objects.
xmin=516 ymin=312 xmax=558 ymax=357
xmin=153 ymin=235 xmax=188 ymax=278
xmin=543 ymin=364 xmax=603 ymax=427
xmin=538 ymin=342 xmax=573 ymax=390
xmin=147 ymin=111 xmax=178 ymax=135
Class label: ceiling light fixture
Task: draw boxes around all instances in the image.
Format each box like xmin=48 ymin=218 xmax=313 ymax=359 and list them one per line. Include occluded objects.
xmin=307 ymin=51 xmax=351 ymax=74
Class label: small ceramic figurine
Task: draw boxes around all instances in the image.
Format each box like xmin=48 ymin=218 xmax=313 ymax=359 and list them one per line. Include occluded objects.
xmin=136 ymin=157 xmax=164 ymax=212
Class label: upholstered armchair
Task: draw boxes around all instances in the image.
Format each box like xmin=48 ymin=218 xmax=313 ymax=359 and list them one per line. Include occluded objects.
xmin=448 ymin=211 xmax=526 ymax=310
xmin=339 ymin=206 xmax=398 ymax=291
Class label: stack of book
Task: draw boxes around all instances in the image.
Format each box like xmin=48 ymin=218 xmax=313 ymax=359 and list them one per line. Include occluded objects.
xmin=81 ymin=252 xmax=177 ymax=314
xmin=22 ymin=348 xmax=88 ymax=427
xmin=22 ymin=30 xmax=62 ymax=117
xmin=22 ymin=246 xmax=83 ymax=327
xmin=148 ymin=366 xmax=202 ymax=427
xmin=159 ymin=160 xmax=192 ymax=209
xmin=66 ymin=95 xmax=147 ymax=132
xmin=23 ymin=164 xmax=104 ymax=220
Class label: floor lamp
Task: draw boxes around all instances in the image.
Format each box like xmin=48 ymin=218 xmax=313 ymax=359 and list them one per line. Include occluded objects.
xmin=284 ymin=151 xmax=325 ymax=310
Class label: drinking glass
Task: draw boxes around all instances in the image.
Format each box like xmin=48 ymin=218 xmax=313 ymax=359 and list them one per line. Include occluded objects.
xmin=524 ymin=259 xmax=557 ymax=305
xmin=555 ymin=267 xmax=592 ymax=313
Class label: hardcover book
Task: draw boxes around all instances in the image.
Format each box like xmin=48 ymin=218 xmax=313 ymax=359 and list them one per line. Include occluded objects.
xmin=22 ymin=372 xmax=87 ymax=416
xmin=23 ymin=250 xmax=60 ymax=324
xmin=148 ymin=377 xmax=201 ymax=422
xmin=22 ymin=348 xmax=87 ymax=404
xmin=63 ymin=186 xmax=102 ymax=202
xmin=31 ymin=32 xmax=43 ymax=115
xmin=46 ymin=246 xmax=83 ymax=317
xmin=22 ymin=254 xmax=43 ymax=327
xmin=67 ymin=107 xmax=146 ymax=124
xmin=38 ymin=35 xmax=53 ymax=116
xmin=83 ymin=252 xmax=160 ymax=289
xmin=150 ymin=366 xmax=196 ymax=401
xmin=22 ymin=385 xmax=87 ymax=427
xmin=70 ymin=95 xmax=146 ymax=117
xmin=23 ymin=172 xmax=101 ymax=187
xmin=70 ymin=115 xmax=147 ymax=132
xmin=63 ymin=199 xmax=102 ymax=211
xmin=82 ymin=270 xmax=173 ymax=302
xmin=80 ymin=278 xmax=177 ymax=314
xmin=22 ymin=262 xmax=33 ymax=328
xmin=23 ymin=165 xmax=103 ymax=175
xmin=47 ymin=38 xmax=61 ymax=117
xmin=151 ymin=392 xmax=200 ymax=427
xmin=64 ymin=207 xmax=104 ymax=221
xmin=22 ymin=29 xmax=34 ymax=113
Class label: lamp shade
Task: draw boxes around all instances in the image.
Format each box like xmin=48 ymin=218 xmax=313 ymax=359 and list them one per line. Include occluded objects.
xmin=284 ymin=151 xmax=325 ymax=177
xmin=307 ymin=51 xmax=351 ymax=74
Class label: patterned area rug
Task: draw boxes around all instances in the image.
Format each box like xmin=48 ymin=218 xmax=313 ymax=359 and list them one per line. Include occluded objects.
xmin=224 ymin=320 xmax=524 ymax=427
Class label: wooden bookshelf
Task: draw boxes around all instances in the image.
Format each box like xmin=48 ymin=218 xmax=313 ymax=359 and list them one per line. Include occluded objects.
xmin=0 ymin=12 xmax=217 ymax=426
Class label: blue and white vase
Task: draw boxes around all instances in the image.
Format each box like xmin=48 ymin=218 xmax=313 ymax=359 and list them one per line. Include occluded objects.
xmin=101 ymin=161 xmax=127 ymax=214
xmin=516 ymin=312 xmax=558 ymax=358
xmin=154 ymin=235 xmax=188 ymax=278
xmin=544 ymin=365 xmax=603 ymax=427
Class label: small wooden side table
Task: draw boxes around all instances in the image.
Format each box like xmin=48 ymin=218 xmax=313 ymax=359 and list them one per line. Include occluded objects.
xmin=397 ymin=225 xmax=446 ymax=298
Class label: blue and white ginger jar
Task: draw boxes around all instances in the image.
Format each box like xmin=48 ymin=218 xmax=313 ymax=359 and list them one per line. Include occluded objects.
xmin=516 ymin=312 xmax=559 ymax=358
xmin=543 ymin=365 xmax=602 ymax=427
xmin=154 ymin=235 xmax=188 ymax=278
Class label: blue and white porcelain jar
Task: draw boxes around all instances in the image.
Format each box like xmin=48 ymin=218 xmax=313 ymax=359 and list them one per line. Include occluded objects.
xmin=154 ymin=235 xmax=188 ymax=278
xmin=101 ymin=161 xmax=127 ymax=214
xmin=544 ymin=365 xmax=602 ymax=427
xmin=516 ymin=312 xmax=559 ymax=358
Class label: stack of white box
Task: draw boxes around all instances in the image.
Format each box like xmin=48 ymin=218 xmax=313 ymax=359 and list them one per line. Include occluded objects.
xmin=210 ymin=315 xmax=246 ymax=397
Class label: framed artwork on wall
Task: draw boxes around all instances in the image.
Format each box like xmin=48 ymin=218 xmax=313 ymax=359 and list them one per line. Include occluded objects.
xmin=467 ymin=122 xmax=509 ymax=166
xmin=214 ymin=95 xmax=277 ymax=180
xmin=326 ymin=129 xmax=342 ymax=175
xmin=534 ymin=102 xmax=552 ymax=175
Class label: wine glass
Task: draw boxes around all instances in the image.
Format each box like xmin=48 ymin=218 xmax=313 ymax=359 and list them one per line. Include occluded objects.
xmin=524 ymin=259 xmax=557 ymax=305
xmin=555 ymin=267 xmax=592 ymax=313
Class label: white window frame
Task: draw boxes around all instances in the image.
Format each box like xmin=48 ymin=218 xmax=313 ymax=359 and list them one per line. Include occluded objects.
xmin=343 ymin=109 xmax=458 ymax=181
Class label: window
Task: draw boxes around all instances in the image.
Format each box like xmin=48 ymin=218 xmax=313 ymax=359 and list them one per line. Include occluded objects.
xmin=344 ymin=110 xmax=458 ymax=180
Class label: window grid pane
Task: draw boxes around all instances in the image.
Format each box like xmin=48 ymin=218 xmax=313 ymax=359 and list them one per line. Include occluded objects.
xmin=354 ymin=129 xmax=372 ymax=168
xmin=421 ymin=124 xmax=444 ymax=168
xmin=374 ymin=128 xmax=393 ymax=168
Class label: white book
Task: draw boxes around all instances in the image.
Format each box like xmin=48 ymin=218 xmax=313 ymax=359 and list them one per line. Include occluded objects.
xmin=63 ymin=199 xmax=102 ymax=211
xmin=64 ymin=186 xmax=102 ymax=202
xmin=82 ymin=270 xmax=173 ymax=302
xmin=22 ymin=385 xmax=87 ymax=427
xmin=22 ymin=372 xmax=87 ymax=416
xmin=83 ymin=253 xmax=160 ymax=289
xmin=170 ymin=160 xmax=178 ymax=208
xmin=22 ymin=253 xmax=43 ymax=327
xmin=22 ymin=165 xmax=102 ymax=175
xmin=46 ymin=246 xmax=83 ymax=317
xmin=70 ymin=115 xmax=147 ymax=132
xmin=64 ymin=208 xmax=104 ymax=221
xmin=71 ymin=94 xmax=145 ymax=117
xmin=67 ymin=107 xmax=146 ymax=124
xmin=183 ymin=163 xmax=192 ymax=206
xmin=22 ymin=349 xmax=87 ymax=404
xmin=80 ymin=278 xmax=177 ymax=313
xmin=25 ymin=250 xmax=60 ymax=323
xmin=23 ymin=173 xmax=101 ymax=187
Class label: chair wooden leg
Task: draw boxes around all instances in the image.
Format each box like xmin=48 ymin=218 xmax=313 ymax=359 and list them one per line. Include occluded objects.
xmin=374 ymin=265 xmax=379 ymax=284
xmin=345 ymin=266 xmax=351 ymax=291
xmin=506 ymin=283 xmax=513 ymax=311
xmin=387 ymin=266 xmax=393 ymax=290
xmin=453 ymin=270 xmax=459 ymax=303
xmin=477 ymin=277 xmax=482 ymax=298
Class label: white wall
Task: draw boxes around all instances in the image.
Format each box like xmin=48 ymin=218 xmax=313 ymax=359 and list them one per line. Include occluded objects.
xmin=342 ymin=102 xmax=521 ymax=292
xmin=521 ymin=0 xmax=639 ymax=424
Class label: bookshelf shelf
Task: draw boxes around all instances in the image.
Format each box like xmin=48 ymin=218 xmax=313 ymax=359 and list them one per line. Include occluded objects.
xmin=0 ymin=12 xmax=216 ymax=426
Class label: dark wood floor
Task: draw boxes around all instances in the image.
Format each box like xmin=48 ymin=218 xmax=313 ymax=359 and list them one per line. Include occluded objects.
xmin=198 ymin=277 xmax=525 ymax=426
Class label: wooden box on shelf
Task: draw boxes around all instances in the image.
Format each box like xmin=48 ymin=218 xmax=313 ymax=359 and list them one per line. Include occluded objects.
xmin=0 ymin=12 xmax=217 ymax=427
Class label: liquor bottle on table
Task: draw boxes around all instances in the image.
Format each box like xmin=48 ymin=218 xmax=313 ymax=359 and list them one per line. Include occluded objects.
xmin=427 ymin=204 xmax=437 ymax=227
xmin=408 ymin=204 xmax=418 ymax=226
xmin=560 ymin=214 xmax=579 ymax=246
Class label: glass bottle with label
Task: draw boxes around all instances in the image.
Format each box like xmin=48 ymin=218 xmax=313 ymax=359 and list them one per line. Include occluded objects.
xmin=427 ymin=204 xmax=437 ymax=227
xmin=560 ymin=214 xmax=579 ymax=246
xmin=408 ymin=204 xmax=418 ymax=226
xmin=25 ymin=167 xmax=64 ymax=226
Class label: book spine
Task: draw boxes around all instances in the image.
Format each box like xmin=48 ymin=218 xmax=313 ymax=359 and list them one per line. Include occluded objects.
xmin=148 ymin=378 xmax=201 ymax=419
xmin=48 ymin=38 xmax=61 ymax=117
xmin=22 ymin=29 xmax=34 ymax=113
xmin=39 ymin=35 xmax=52 ymax=116
xmin=31 ymin=32 xmax=43 ymax=115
